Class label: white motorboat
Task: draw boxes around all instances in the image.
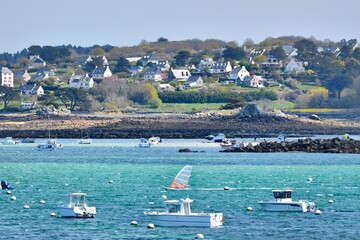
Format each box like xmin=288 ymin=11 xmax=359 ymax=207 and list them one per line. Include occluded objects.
xmin=220 ymin=139 xmax=237 ymax=148
xmin=37 ymin=139 xmax=62 ymax=151
xmin=148 ymin=136 xmax=162 ymax=145
xmin=213 ymin=133 xmax=226 ymax=143
xmin=144 ymin=197 xmax=223 ymax=227
xmin=38 ymin=116 xmax=62 ymax=151
xmin=78 ymin=138 xmax=92 ymax=144
xmin=58 ymin=193 xmax=96 ymax=218
xmin=257 ymin=190 xmax=316 ymax=212
xmin=138 ymin=138 xmax=150 ymax=148
xmin=2 ymin=137 xmax=18 ymax=145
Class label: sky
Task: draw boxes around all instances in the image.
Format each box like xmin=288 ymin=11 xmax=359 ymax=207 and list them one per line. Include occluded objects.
xmin=1 ymin=0 xmax=360 ymax=54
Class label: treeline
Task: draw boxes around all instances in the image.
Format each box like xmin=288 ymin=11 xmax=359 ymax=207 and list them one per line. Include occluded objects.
xmin=158 ymin=90 xmax=278 ymax=103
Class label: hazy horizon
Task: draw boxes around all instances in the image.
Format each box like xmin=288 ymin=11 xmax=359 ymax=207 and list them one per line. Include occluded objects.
xmin=1 ymin=0 xmax=359 ymax=54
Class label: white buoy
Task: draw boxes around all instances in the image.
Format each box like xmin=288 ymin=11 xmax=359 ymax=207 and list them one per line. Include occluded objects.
xmin=246 ymin=206 xmax=253 ymax=211
xmin=147 ymin=223 xmax=155 ymax=229
xmin=130 ymin=221 xmax=138 ymax=225
xmin=10 ymin=196 xmax=16 ymax=201
xmin=315 ymin=210 xmax=322 ymax=215
xmin=196 ymin=233 xmax=204 ymax=239
xmin=50 ymin=212 xmax=57 ymax=217
xmin=160 ymin=195 xmax=167 ymax=201
xmin=6 ymin=190 xmax=12 ymax=194
xmin=328 ymin=199 xmax=334 ymax=204
xmin=108 ymin=180 xmax=113 ymax=184
xmin=307 ymin=177 xmax=313 ymax=182
xmin=39 ymin=199 xmax=46 ymax=204
xmin=224 ymin=186 xmax=230 ymax=190
xmin=23 ymin=204 xmax=30 ymax=209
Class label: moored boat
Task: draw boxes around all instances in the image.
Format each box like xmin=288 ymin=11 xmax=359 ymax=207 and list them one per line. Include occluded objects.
xmin=21 ymin=137 xmax=35 ymax=143
xmin=148 ymin=136 xmax=162 ymax=145
xmin=144 ymin=197 xmax=223 ymax=227
xmin=138 ymin=138 xmax=151 ymax=148
xmin=38 ymin=139 xmax=62 ymax=151
xmin=58 ymin=193 xmax=96 ymax=218
xmin=78 ymin=138 xmax=92 ymax=144
xmin=257 ymin=189 xmax=316 ymax=212
xmin=2 ymin=137 xmax=18 ymax=145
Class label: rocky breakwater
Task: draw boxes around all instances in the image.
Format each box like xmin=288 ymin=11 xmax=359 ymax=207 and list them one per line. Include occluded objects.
xmin=221 ymin=137 xmax=360 ymax=154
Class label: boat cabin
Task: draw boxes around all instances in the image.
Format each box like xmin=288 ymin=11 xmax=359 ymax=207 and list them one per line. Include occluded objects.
xmin=272 ymin=190 xmax=293 ymax=202
xmin=164 ymin=198 xmax=192 ymax=215
xmin=63 ymin=193 xmax=88 ymax=207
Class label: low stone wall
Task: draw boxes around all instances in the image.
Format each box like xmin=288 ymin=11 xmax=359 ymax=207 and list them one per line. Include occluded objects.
xmin=221 ymin=138 xmax=360 ymax=154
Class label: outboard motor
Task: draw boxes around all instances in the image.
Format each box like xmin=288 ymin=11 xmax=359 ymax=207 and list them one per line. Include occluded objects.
xmin=1 ymin=180 xmax=8 ymax=190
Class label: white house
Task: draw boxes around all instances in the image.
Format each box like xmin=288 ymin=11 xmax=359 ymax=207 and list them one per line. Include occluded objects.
xmin=169 ymin=68 xmax=191 ymax=81
xmin=69 ymin=74 xmax=94 ymax=89
xmin=237 ymin=75 xmax=262 ymax=88
xmin=143 ymin=67 xmax=163 ymax=81
xmin=92 ymin=66 xmax=112 ymax=80
xmin=285 ymin=58 xmax=305 ymax=73
xmin=19 ymin=84 xmax=44 ymax=95
xmin=198 ymin=58 xmax=215 ymax=71
xmin=261 ymin=56 xmax=282 ymax=67
xmin=0 ymin=67 xmax=14 ymax=87
xmin=183 ymin=75 xmax=203 ymax=88
xmin=141 ymin=54 xmax=159 ymax=66
xmin=229 ymin=66 xmax=250 ymax=80
xmin=209 ymin=61 xmax=232 ymax=74
xmin=29 ymin=55 xmax=46 ymax=68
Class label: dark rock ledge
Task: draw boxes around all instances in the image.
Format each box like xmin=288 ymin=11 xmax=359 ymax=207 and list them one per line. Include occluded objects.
xmin=220 ymin=137 xmax=360 ymax=154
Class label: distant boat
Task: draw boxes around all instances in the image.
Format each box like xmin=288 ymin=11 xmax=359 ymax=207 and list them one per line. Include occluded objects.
xmin=58 ymin=193 xmax=96 ymax=218
xmin=38 ymin=139 xmax=62 ymax=151
xmin=213 ymin=133 xmax=226 ymax=143
xmin=144 ymin=197 xmax=223 ymax=227
xmin=148 ymin=136 xmax=162 ymax=145
xmin=163 ymin=165 xmax=192 ymax=190
xmin=257 ymin=189 xmax=316 ymax=212
xmin=2 ymin=137 xmax=18 ymax=145
xmin=21 ymin=137 xmax=35 ymax=143
xmin=37 ymin=115 xmax=62 ymax=151
xmin=78 ymin=138 xmax=92 ymax=144
xmin=138 ymin=138 xmax=151 ymax=148
xmin=205 ymin=133 xmax=226 ymax=142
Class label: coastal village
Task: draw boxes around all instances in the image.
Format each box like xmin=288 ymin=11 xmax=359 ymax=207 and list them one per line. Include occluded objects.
xmin=1 ymin=37 xmax=360 ymax=115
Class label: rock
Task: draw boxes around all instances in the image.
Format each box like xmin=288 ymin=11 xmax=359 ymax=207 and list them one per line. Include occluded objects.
xmin=179 ymin=148 xmax=192 ymax=152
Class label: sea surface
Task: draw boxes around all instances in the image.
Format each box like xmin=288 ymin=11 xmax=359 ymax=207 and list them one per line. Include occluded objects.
xmin=0 ymin=138 xmax=359 ymax=240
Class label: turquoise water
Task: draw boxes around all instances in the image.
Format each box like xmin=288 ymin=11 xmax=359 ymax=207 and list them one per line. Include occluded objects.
xmin=0 ymin=139 xmax=359 ymax=239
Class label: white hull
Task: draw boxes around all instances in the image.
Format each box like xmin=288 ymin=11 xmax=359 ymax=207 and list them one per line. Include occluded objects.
xmin=78 ymin=139 xmax=92 ymax=144
xmin=145 ymin=212 xmax=223 ymax=227
xmin=257 ymin=200 xmax=315 ymax=212
xmin=58 ymin=206 xmax=96 ymax=218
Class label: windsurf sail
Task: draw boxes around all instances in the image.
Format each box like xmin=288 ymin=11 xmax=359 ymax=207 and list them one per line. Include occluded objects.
xmin=169 ymin=165 xmax=192 ymax=189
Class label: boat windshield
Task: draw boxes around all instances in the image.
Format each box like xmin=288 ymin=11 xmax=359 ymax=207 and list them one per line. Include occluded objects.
xmin=273 ymin=191 xmax=292 ymax=199
xmin=166 ymin=204 xmax=181 ymax=213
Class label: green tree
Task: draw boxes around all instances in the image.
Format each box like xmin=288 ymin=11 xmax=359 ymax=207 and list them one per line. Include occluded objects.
xmin=270 ymin=47 xmax=287 ymax=60
xmin=55 ymin=88 xmax=89 ymax=111
xmin=174 ymin=50 xmax=191 ymax=66
xmin=157 ymin=37 xmax=168 ymax=43
xmin=293 ymin=39 xmax=318 ymax=62
xmin=222 ymin=45 xmax=246 ymax=61
xmin=352 ymin=48 xmax=360 ymax=61
xmin=115 ymin=57 xmax=130 ymax=73
xmin=38 ymin=93 xmax=60 ymax=108
xmin=0 ymin=86 xmax=20 ymax=110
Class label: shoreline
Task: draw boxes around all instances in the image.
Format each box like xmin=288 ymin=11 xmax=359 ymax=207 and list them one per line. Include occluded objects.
xmin=1 ymin=110 xmax=360 ymax=139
